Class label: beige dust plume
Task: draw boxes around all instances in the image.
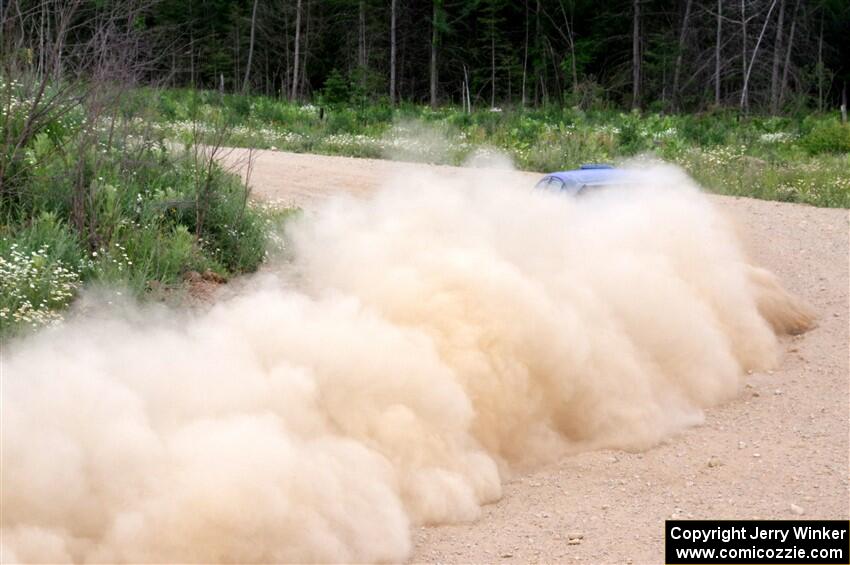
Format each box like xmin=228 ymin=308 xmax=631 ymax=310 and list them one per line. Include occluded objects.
xmin=1 ymin=161 xmax=812 ymax=563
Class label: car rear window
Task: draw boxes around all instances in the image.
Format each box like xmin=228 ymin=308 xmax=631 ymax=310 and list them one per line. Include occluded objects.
xmin=534 ymin=177 xmax=551 ymax=189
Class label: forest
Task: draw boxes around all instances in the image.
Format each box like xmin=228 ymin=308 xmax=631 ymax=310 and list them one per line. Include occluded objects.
xmin=148 ymin=0 xmax=850 ymax=112
xmin=4 ymin=0 xmax=848 ymax=111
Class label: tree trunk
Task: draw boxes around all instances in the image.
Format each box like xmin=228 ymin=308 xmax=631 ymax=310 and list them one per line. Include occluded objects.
xmin=358 ymin=0 xmax=366 ymax=69
xmin=235 ymin=18 xmax=240 ymax=90
xmin=778 ymin=0 xmax=799 ymax=109
xmin=54 ymin=16 xmax=64 ymax=82
xmin=291 ymin=0 xmax=302 ymax=100
xmin=490 ymin=7 xmax=496 ymax=108
xmin=632 ymin=0 xmax=641 ymax=109
xmin=740 ymin=0 xmax=747 ymax=112
xmin=400 ymin=24 xmax=407 ymax=99
xmin=189 ymin=23 xmax=196 ymax=87
xmin=817 ymin=12 xmax=824 ymax=112
xmin=463 ymin=64 xmax=471 ymax=112
xmin=539 ymin=73 xmax=547 ymax=106
xmin=740 ymin=0 xmax=779 ymax=112
xmin=283 ymin=3 xmax=291 ymax=98
xmin=556 ymin=0 xmax=578 ymax=94
xmin=429 ymin=0 xmax=438 ymax=108
xmin=265 ymin=49 xmax=270 ymax=95
xmin=769 ymin=0 xmax=785 ymax=113
xmin=299 ymin=0 xmax=311 ymax=98
xmin=390 ymin=0 xmax=398 ymax=105
xmin=522 ymin=0 xmax=529 ymax=106
xmin=715 ymin=0 xmax=721 ymax=106
xmin=569 ymin=35 xmax=577 ymax=95
xmin=547 ymin=40 xmax=562 ymax=99
xmin=671 ymin=0 xmax=692 ymax=111
xmin=534 ymin=0 xmax=541 ymax=106
xmin=38 ymin=1 xmax=45 ymax=80
xmin=243 ymin=0 xmax=259 ymax=92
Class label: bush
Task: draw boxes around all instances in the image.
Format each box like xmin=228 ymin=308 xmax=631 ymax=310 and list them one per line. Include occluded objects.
xmin=319 ymin=69 xmax=351 ymax=107
xmin=0 ymin=213 xmax=83 ymax=333
xmin=165 ymin=165 xmax=268 ymax=273
xmin=617 ymin=115 xmax=651 ymax=155
xmin=679 ymin=114 xmax=731 ymax=146
xmin=1 ymin=90 xmax=288 ymax=336
xmin=801 ymin=120 xmax=850 ymax=154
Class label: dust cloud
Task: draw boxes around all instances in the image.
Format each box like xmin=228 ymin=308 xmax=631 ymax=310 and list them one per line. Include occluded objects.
xmin=1 ymin=162 xmax=813 ymax=563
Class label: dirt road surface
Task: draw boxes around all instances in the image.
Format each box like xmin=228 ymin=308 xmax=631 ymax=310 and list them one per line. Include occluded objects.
xmin=225 ymin=148 xmax=849 ymax=564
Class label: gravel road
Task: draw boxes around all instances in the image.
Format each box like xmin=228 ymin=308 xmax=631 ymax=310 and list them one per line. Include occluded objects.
xmin=224 ymin=148 xmax=849 ymax=564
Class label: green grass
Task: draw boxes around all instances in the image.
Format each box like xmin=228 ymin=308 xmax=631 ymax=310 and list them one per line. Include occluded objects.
xmin=140 ymin=88 xmax=850 ymax=208
xmin=1 ymin=84 xmax=294 ymax=337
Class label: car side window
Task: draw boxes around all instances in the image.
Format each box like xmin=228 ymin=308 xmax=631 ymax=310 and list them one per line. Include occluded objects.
xmin=547 ymin=177 xmax=565 ymax=191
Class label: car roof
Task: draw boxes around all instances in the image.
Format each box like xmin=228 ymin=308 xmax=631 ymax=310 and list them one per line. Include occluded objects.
xmin=544 ymin=164 xmax=631 ymax=186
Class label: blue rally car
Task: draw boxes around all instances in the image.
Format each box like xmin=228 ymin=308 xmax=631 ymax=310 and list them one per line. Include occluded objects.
xmin=534 ymin=164 xmax=632 ymax=195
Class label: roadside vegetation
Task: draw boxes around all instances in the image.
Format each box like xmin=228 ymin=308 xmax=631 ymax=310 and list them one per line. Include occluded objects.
xmin=0 ymin=4 xmax=292 ymax=338
xmin=148 ymin=88 xmax=850 ymax=207
xmin=3 ymin=80 xmax=846 ymax=337
xmin=0 ymin=85 xmax=291 ymax=337
xmin=2 ymin=0 xmax=848 ymax=338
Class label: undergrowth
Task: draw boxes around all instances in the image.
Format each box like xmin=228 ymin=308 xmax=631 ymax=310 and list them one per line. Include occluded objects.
xmin=1 ymin=82 xmax=293 ymax=337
